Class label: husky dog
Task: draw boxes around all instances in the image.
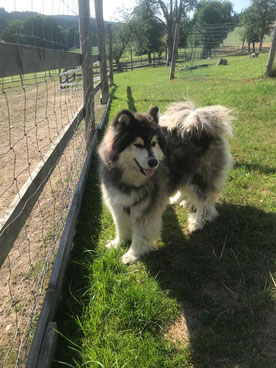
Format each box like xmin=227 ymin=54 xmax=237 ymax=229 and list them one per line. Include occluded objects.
xmin=98 ymin=101 xmax=233 ymax=264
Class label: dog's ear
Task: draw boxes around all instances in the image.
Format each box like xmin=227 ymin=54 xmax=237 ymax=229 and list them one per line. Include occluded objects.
xmin=113 ymin=110 xmax=134 ymax=130
xmin=148 ymin=106 xmax=160 ymax=124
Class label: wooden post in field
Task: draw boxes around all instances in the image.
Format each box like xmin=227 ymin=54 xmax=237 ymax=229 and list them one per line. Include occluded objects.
xmin=130 ymin=49 xmax=133 ymax=71
xmin=107 ymin=24 xmax=114 ymax=85
xmin=78 ymin=0 xmax=95 ymax=148
xmin=264 ymin=20 xmax=276 ymax=77
xmin=95 ymin=0 xmax=109 ymax=104
xmin=170 ymin=23 xmax=180 ymax=80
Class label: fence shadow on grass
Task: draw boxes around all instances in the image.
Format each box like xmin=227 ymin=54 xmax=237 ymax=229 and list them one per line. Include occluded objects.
xmin=52 ymin=155 xmax=103 ymax=367
xmin=144 ymin=203 xmax=276 ymax=367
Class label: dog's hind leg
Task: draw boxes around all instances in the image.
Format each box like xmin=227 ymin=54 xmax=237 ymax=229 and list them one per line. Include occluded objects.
xmin=187 ymin=205 xmax=206 ymax=233
xmin=188 ymin=202 xmax=219 ymax=232
xmin=205 ymin=205 xmax=219 ymax=222
xmin=106 ymin=204 xmax=132 ymax=249
xmin=122 ymin=213 xmax=163 ymax=264
xmin=184 ymin=185 xmax=218 ymax=232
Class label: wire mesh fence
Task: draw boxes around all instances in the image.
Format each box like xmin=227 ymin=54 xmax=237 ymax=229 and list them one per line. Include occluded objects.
xmin=0 ymin=68 xmax=86 ymax=366
xmin=0 ymin=1 xmax=109 ymax=366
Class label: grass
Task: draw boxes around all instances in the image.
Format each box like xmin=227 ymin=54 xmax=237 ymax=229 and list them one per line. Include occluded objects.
xmin=53 ymin=52 xmax=276 ymax=368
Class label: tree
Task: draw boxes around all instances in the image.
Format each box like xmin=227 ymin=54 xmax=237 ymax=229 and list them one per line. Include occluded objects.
xmin=112 ymin=22 xmax=131 ymax=70
xmin=0 ymin=11 xmax=74 ymax=50
xmin=240 ymin=9 xmax=260 ymax=53
xmin=178 ymin=16 xmax=191 ymax=48
xmin=240 ymin=0 xmax=276 ymax=51
xmin=129 ymin=1 xmax=165 ymax=63
xmin=192 ymin=0 xmax=237 ymax=58
xmin=1 ymin=19 xmax=25 ymax=44
xmin=143 ymin=0 xmax=197 ymax=64
xmin=23 ymin=15 xmax=66 ymax=49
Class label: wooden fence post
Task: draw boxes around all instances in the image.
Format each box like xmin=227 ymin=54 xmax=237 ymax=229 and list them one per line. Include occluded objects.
xmin=130 ymin=49 xmax=133 ymax=71
xmin=78 ymin=0 xmax=95 ymax=148
xmin=264 ymin=20 xmax=276 ymax=77
xmin=170 ymin=23 xmax=180 ymax=80
xmin=107 ymin=24 xmax=114 ymax=85
xmin=95 ymin=0 xmax=109 ymax=104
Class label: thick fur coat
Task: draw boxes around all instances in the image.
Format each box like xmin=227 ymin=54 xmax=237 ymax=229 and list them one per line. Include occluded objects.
xmin=98 ymin=101 xmax=233 ymax=263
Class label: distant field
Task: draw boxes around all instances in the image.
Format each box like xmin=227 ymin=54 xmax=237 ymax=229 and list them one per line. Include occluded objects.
xmin=223 ymin=26 xmax=273 ymax=46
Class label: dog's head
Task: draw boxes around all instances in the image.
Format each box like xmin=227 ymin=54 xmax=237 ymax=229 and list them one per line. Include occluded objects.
xmin=111 ymin=106 xmax=166 ymax=178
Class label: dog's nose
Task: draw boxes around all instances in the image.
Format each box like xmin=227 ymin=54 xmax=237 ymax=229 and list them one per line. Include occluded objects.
xmin=148 ymin=158 xmax=158 ymax=168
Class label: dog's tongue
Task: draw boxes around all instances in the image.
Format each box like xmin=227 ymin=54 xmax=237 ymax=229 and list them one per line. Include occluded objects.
xmin=144 ymin=169 xmax=155 ymax=177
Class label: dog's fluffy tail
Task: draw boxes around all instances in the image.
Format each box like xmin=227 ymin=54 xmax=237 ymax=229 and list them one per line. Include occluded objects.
xmin=160 ymin=101 xmax=233 ymax=140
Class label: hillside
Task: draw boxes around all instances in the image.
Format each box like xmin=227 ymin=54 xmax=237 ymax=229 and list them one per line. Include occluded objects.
xmin=0 ymin=8 xmax=116 ymax=47
xmin=223 ymin=26 xmax=273 ymax=46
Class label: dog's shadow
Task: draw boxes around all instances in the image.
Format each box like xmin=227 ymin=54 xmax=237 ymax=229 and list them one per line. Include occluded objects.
xmin=144 ymin=203 xmax=276 ymax=367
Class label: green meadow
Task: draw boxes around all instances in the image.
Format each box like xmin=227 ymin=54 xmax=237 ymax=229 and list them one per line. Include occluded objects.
xmin=53 ymin=52 xmax=276 ymax=368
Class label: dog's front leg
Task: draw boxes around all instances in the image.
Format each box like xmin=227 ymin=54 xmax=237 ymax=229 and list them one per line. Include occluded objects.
xmin=121 ymin=214 xmax=162 ymax=264
xmin=106 ymin=203 xmax=132 ymax=249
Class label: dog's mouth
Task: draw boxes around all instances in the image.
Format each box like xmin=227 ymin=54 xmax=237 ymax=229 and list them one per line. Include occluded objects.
xmin=134 ymin=159 xmax=155 ymax=177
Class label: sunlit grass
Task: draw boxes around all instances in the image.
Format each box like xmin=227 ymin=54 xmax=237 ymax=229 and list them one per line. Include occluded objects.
xmin=53 ymin=52 xmax=276 ymax=368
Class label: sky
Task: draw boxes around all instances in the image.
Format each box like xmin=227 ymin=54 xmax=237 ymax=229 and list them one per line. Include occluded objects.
xmin=0 ymin=0 xmax=252 ymax=21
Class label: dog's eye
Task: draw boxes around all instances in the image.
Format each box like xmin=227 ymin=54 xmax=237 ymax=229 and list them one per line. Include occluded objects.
xmin=151 ymin=141 xmax=157 ymax=147
xmin=134 ymin=143 xmax=144 ymax=149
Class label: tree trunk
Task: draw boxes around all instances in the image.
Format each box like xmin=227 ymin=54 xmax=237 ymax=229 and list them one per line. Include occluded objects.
xmin=248 ymin=42 xmax=251 ymax=53
xmin=166 ymin=26 xmax=174 ymax=66
xmin=148 ymin=52 xmax=152 ymax=63
xmin=241 ymin=40 xmax=245 ymax=54
xmin=253 ymin=41 xmax=256 ymax=53
xmin=264 ymin=21 xmax=276 ymax=77
xmin=170 ymin=23 xmax=180 ymax=80
xmin=115 ymin=57 xmax=121 ymax=71
xmin=259 ymin=36 xmax=264 ymax=51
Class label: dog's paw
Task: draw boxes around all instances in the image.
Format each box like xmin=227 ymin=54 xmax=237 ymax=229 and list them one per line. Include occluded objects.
xmin=106 ymin=238 xmax=119 ymax=249
xmin=169 ymin=191 xmax=182 ymax=205
xmin=187 ymin=222 xmax=203 ymax=233
xmin=121 ymin=249 xmax=140 ymax=264
xmin=206 ymin=206 xmax=219 ymax=222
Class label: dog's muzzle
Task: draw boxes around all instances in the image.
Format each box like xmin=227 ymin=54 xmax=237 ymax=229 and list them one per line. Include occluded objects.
xmin=134 ymin=158 xmax=158 ymax=177
xmin=148 ymin=158 xmax=158 ymax=168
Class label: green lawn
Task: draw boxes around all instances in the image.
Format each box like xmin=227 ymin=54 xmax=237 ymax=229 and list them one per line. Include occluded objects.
xmin=53 ymin=53 xmax=276 ymax=368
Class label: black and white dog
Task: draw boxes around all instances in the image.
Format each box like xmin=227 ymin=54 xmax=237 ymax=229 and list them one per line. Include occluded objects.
xmin=98 ymin=101 xmax=233 ymax=263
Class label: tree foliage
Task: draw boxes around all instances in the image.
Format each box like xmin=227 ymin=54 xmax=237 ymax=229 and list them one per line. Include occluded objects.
xmin=141 ymin=0 xmax=197 ymax=63
xmin=112 ymin=22 xmax=131 ymax=68
xmin=240 ymin=0 xmax=276 ymax=50
xmin=0 ymin=9 xmax=81 ymax=49
xmin=129 ymin=1 xmax=165 ymax=61
xmin=192 ymin=0 xmax=237 ymax=58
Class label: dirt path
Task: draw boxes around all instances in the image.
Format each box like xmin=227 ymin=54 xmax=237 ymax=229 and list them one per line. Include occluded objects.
xmin=0 ymin=76 xmax=105 ymax=366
